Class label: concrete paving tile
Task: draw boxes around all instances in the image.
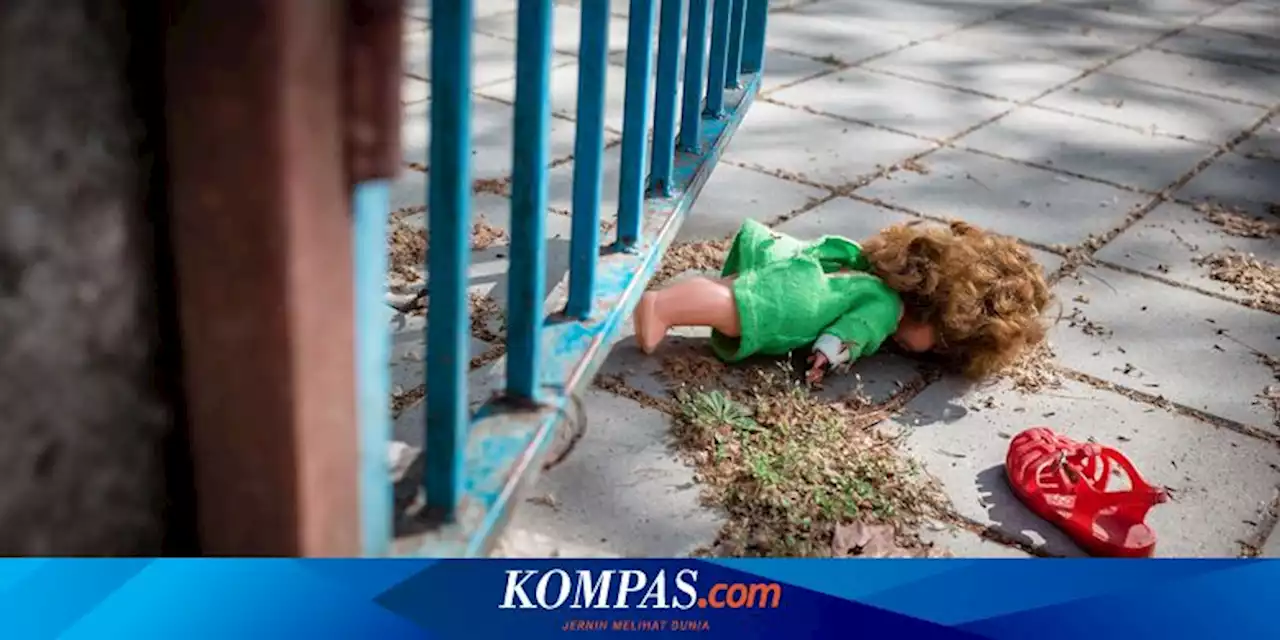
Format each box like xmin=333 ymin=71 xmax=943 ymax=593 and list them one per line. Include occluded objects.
xmin=1031 ymin=248 xmax=1067 ymax=274
xmin=791 ymin=0 xmax=1003 ymax=40
xmin=1265 ymin=523 xmax=1280 ymax=557
xmin=401 ymin=97 xmax=580 ymax=175
xmin=567 ymin=0 xmax=780 ymax=20
xmin=1052 ymin=0 xmax=1230 ymax=22
xmin=404 ymin=19 xmax=429 ymax=78
xmin=862 ymin=40 xmax=1083 ymax=102
xmin=388 ymin=169 xmax=428 ymax=214
xmin=1033 ymin=72 xmax=1267 ymax=144
xmin=723 ymin=101 xmax=938 ymax=189
xmin=475 ymin=4 xmax=633 ymax=55
xmin=480 ymin=61 xmax=643 ymax=134
xmin=919 ymin=522 xmax=1034 ymax=558
xmin=403 ymin=75 xmax=430 ymax=104
xmin=1095 ymin=201 xmax=1280 ymax=306
xmin=1235 ymin=122 xmax=1280 ymax=159
xmin=682 ymin=163 xmax=829 ymax=241
xmin=1155 ymin=26 xmax=1280 ymax=73
xmin=491 ymin=528 xmax=622 ymax=558
xmin=1175 ymin=153 xmax=1280 ymax=218
xmin=769 ymin=68 xmax=1012 ymax=139
xmin=1005 ymin=3 xmax=1185 ymax=38
xmin=894 ymin=376 xmax=1280 ymax=557
xmin=506 ymin=388 xmax=724 ymax=558
xmin=406 ymin=0 xmax=428 ymax=20
xmin=1200 ymin=2 xmax=1280 ymax=40
xmin=542 ymin=144 xmax=826 ymax=242
xmin=956 ymin=107 xmax=1211 ymax=192
xmin=937 ymin=18 xmax=1135 ymax=68
xmin=774 ymin=193 xmax=921 ymax=239
xmin=1101 ymin=49 xmax=1280 ymax=108
xmin=407 ymin=0 xmax=519 ymax=22
xmin=763 ymin=10 xmax=915 ymax=62
xmin=393 ymin=192 xmax=578 ymax=325
xmin=1050 ymin=264 xmax=1280 ymax=430
xmin=405 ymin=29 xmax=570 ymax=88
xmin=596 ymin=320 xmax=717 ymax=405
xmin=756 ymin=49 xmax=842 ymax=94
xmin=387 ymin=309 xmax=493 ymax=409
xmin=857 ymin=147 xmax=1151 ymax=246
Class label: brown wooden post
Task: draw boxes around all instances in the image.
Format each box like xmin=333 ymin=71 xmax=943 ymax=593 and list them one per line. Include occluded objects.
xmin=164 ymin=0 xmax=359 ymax=556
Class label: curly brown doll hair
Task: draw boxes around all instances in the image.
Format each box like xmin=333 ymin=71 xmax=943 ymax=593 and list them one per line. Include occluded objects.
xmin=860 ymin=220 xmax=1053 ymax=379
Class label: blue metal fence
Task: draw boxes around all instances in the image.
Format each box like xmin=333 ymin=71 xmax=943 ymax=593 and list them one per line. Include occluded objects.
xmin=355 ymin=0 xmax=770 ymax=557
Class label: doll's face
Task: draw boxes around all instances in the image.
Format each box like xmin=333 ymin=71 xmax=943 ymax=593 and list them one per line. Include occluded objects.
xmin=893 ymin=317 xmax=938 ymax=353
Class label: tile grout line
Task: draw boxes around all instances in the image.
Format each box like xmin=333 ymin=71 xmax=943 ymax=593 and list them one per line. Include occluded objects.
xmin=1148 ymin=41 xmax=1280 ymax=76
xmin=771 ymin=0 xmax=1248 ymax=203
xmin=1244 ymin=489 xmax=1280 ymax=557
xmin=1085 ymin=253 xmax=1280 ymax=317
xmin=756 ymin=0 xmax=1055 ymax=98
xmin=1053 ymin=368 xmax=1280 ymax=446
xmin=1060 ymin=103 xmax=1280 ymax=275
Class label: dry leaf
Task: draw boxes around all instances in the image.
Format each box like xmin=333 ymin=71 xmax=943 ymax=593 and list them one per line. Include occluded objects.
xmin=832 ymin=522 xmax=923 ymax=558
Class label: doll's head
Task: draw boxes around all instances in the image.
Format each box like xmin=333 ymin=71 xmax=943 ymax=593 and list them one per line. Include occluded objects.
xmin=861 ymin=220 xmax=1052 ymax=379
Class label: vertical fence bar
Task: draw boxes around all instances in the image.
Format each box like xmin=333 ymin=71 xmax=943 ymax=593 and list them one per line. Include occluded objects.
xmin=353 ymin=181 xmax=393 ymax=555
xmin=566 ymin=0 xmax=611 ymax=319
xmin=679 ymin=0 xmax=710 ymax=152
xmin=424 ymin=0 xmax=473 ymax=518
xmin=725 ymin=0 xmax=748 ymax=89
xmin=648 ymin=0 xmax=686 ymax=196
xmin=507 ymin=0 xmax=554 ymax=400
xmin=741 ymin=0 xmax=769 ymax=74
xmin=705 ymin=0 xmax=732 ymax=117
xmin=616 ymin=0 xmax=658 ymax=246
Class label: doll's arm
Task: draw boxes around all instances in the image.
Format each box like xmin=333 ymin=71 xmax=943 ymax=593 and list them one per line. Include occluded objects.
xmin=811 ymin=294 xmax=900 ymax=373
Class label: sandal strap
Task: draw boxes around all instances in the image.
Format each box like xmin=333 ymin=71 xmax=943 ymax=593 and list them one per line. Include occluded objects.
xmin=1063 ymin=447 xmax=1168 ymax=531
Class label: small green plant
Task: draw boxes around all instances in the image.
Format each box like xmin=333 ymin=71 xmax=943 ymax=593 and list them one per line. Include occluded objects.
xmin=679 ymin=389 xmax=759 ymax=432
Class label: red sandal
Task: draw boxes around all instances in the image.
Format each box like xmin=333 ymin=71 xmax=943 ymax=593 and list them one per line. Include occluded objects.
xmin=1005 ymin=427 xmax=1170 ymax=558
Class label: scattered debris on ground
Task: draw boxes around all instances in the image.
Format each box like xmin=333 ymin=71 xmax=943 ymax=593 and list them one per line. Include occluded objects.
xmin=1194 ymin=250 xmax=1280 ymax=314
xmin=832 ymin=521 xmax=947 ymax=558
xmin=1065 ymin=307 xmax=1113 ymax=337
xmin=900 ymin=158 xmax=931 ymax=175
xmin=652 ymin=346 xmax=946 ymax=557
xmin=999 ymin=343 xmax=1064 ymax=393
xmin=1195 ymin=203 xmax=1280 ymax=239
xmin=1257 ymin=352 xmax=1280 ymax=428
xmin=391 ymin=386 xmax=425 ymax=418
xmin=388 ymin=292 xmax=507 ymax=418
xmin=469 ymin=292 xmax=507 ymax=343
xmin=650 ymin=239 xmax=731 ymax=287
xmin=472 ymin=220 xmax=508 ymax=249
xmin=473 ymin=177 xmax=510 ymax=196
xmin=388 ymin=218 xmax=428 ymax=283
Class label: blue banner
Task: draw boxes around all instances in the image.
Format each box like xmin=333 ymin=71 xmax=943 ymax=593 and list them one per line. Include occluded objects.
xmin=0 ymin=558 xmax=1272 ymax=638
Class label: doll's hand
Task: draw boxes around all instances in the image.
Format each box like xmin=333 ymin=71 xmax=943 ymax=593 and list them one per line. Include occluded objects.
xmin=806 ymin=352 xmax=829 ymax=384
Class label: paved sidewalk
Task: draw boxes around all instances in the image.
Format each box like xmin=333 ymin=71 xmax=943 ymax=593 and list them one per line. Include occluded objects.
xmin=394 ymin=0 xmax=1280 ymax=558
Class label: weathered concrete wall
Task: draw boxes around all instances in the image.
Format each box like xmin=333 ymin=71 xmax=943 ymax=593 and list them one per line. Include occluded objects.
xmin=0 ymin=0 xmax=193 ymax=555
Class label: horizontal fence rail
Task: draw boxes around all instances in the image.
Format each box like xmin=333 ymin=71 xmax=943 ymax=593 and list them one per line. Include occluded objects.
xmin=352 ymin=0 xmax=771 ymax=556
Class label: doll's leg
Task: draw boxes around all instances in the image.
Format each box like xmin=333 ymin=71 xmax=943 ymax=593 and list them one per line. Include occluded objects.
xmin=635 ymin=277 xmax=741 ymax=354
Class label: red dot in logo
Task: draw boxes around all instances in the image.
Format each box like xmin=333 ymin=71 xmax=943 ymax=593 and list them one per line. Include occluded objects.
xmin=697 ymin=598 xmax=707 ymax=608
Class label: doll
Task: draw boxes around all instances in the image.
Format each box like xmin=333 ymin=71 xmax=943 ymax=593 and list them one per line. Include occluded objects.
xmin=634 ymin=218 xmax=1052 ymax=383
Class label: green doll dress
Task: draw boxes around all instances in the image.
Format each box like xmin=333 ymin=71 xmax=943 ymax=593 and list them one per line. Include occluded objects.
xmin=710 ymin=219 xmax=903 ymax=366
